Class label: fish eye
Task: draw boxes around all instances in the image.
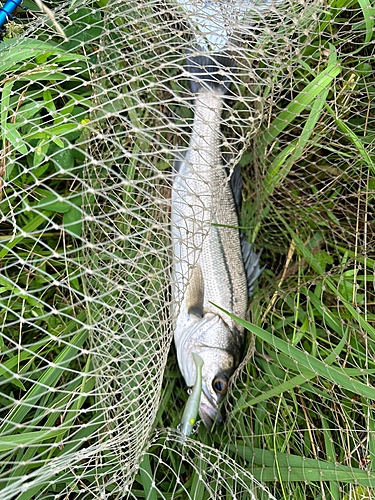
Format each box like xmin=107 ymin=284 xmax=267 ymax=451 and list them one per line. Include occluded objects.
xmin=213 ymin=376 xmax=228 ymax=394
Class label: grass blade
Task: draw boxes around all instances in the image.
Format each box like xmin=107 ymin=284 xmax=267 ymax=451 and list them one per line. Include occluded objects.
xmin=261 ymin=63 xmax=341 ymax=144
xmin=235 ymin=327 xmax=348 ymax=409
xmin=213 ymin=303 xmax=375 ymax=401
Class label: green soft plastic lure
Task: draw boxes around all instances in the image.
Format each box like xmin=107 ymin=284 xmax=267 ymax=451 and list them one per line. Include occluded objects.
xmin=179 ymin=352 xmax=204 ymax=437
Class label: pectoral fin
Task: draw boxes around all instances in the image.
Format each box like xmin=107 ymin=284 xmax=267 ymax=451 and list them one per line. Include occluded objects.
xmin=185 ymin=264 xmax=204 ymax=317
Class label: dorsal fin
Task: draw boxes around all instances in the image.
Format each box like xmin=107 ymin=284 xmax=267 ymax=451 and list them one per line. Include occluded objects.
xmin=229 ymin=163 xmax=242 ymax=217
xmin=185 ymin=264 xmax=205 ymax=317
xmin=226 ymin=161 xmax=265 ymax=297
xmin=241 ymin=239 xmax=265 ymax=298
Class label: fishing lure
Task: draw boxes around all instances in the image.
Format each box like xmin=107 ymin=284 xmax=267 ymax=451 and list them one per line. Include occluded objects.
xmin=179 ymin=352 xmax=204 ymax=437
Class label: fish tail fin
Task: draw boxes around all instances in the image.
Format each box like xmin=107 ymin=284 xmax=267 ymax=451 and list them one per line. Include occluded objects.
xmin=241 ymin=238 xmax=266 ymax=298
xmin=186 ymin=47 xmax=235 ymax=95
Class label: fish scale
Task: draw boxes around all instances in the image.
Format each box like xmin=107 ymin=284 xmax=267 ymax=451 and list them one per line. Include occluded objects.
xmin=172 ymin=77 xmax=250 ymax=430
xmin=179 ymin=92 xmax=246 ymax=288
xmin=172 ymin=91 xmax=247 ymax=331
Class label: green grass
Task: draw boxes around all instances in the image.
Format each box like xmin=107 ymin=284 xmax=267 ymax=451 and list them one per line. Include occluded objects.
xmin=1 ymin=0 xmax=375 ymax=499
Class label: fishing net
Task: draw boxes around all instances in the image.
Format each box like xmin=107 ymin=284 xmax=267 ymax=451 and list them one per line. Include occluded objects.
xmin=0 ymin=0 xmax=374 ymax=498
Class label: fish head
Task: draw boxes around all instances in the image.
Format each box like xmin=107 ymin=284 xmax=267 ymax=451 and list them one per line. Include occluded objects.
xmin=176 ymin=312 xmax=243 ymax=431
xmin=198 ymin=346 xmax=235 ymax=431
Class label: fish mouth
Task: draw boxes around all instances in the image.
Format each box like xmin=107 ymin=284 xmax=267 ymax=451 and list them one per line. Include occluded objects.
xmin=199 ymin=388 xmax=223 ymax=432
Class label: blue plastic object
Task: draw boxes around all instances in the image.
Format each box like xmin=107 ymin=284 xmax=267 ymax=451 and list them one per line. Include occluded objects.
xmin=0 ymin=0 xmax=22 ymax=29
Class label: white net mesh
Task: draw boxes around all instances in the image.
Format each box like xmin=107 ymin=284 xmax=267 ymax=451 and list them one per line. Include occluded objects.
xmin=1 ymin=0 xmax=375 ymax=498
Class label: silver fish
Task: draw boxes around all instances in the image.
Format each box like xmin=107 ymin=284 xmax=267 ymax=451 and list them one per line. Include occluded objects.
xmin=171 ymin=50 xmax=262 ymax=431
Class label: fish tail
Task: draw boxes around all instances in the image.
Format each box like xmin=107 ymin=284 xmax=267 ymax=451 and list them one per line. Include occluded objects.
xmin=186 ymin=47 xmax=235 ymax=95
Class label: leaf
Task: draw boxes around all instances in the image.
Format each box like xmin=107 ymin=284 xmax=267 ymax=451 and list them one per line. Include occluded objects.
xmin=17 ymin=72 xmax=81 ymax=82
xmin=231 ymin=445 xmax=375 ymax=486
xmin=261 ymin=85 xmax=330 ymax=204
xmin=34 ymin=48 xmax=86 ymax=64
xmin=49 ymin=123 xmax=81 ymax=136
xmin=358 ymin=0 xmax=375 ymax=43
xmin=0 ymin=312 xmax=88 ymax=435
xmin=139 ymin=454 xmax=158 ymax=500
xmin=0 ymin=212 xmax=53 ymax=260
xmin=36 ymin=194 xmax=72 ymax=213
xmin=63 ymin=206 xmax=82 ymax=237
xmin=24 ymin=131 xmax=51 ymax=141
xmin=262 ymin=62 xmax=341 ymax=143
xmin=26 ymin=129 xmax=75 ymax=148
xmin=53 ymin=137 xmax=64 ymax=148
xmin=33 ymin=140 xmax=50 ymax=167
xmin=51 ymin=148 xmax=74 ymax=171
xmin=0 ymin=429 xmax=65 ymax=452
xmin=0 ymin=370 xmax=26 ymax=391
xmin=0 ymin=39 xmax=64 ymax=74
xmin=64 ymin=26 xmax=102 ymax=44
xmin=235 ymin=327 xmax=348 ymax=409
xmin=321 ymin=415 xmax=341 ymax=499
xmin=251 ymin=466 xmax=375 ymax=486
xmin=0 ymin=273 xmax=42 ymax=309
xmin=1 ymin=80 xmax=13 ymax=149
xmin=212 ymin=304 xmax=375 ymax=401
xmin=249 ymin=50 xmax=339 ymax=238
xmin=324 ymin=102 xmax=374 ymax=173
xmin=275 ymin=214 xmax=375 ymax=342
xmin=3 ymin=123 xmax=28 ymax=155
